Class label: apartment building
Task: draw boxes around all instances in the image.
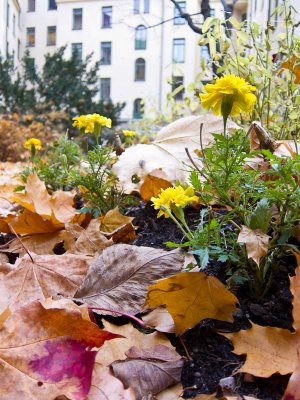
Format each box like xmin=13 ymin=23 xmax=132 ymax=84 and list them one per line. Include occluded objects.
xmin=1 ymin=0 xmax=248 ymax=120
xmin=0 ymin=0 xmax=21 ymax=66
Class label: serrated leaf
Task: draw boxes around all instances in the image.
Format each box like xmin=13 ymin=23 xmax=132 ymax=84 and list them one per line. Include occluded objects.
xmin=145 ymin=271 xmax=238 ymax=334
xmin=249 ymin=198 xmax=272 ymax=233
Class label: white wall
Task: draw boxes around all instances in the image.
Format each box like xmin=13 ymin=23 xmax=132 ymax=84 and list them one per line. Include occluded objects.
xmin=0 ymin=0 xmax=21 ymax=67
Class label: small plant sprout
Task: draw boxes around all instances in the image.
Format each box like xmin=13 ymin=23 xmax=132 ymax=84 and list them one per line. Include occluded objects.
xmin=151 ymin=186 xmax=199 ymax=241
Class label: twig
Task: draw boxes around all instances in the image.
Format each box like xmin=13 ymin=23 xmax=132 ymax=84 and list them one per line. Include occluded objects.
xmin=179 ymin=336 xmax=193 ymax=361
xmin=8 ymin=224 xmax=35 ymax=263
xmin=185 ymin=148 xmax=208 ymax=180
xmin=87 ymin=306 xmax=146 ymax=328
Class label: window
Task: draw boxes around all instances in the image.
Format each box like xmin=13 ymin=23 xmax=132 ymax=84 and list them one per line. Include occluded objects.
xmin=133 ymin=98 xmax=144 ymax=119
xmin=72 ymin=43 xmax=82 ymax=60
xmin=47 ymin=26 xmax=56 ymax=46
xmin=174 ymin=1 xmax=185 ymax=25
xmin=100 ymin=78 xmax=111 ymax=101
xmin=73 ymin=8 xmax=82 ymax=30
xmin=210 ymin=8 xmax=215 ymax=17
xmin=26 ymin=27 xmax=35 ymax=47
xmin=135 ymin=25 xmax=147 ymax=49
xmin=48 ymin=0 xmax=57 ymax=10
xmin=144 ymin=0 xmax=150 ymax=13
xmin=173 ymin=38 xmax=185 ymax=63
xmin=100 ymin=42 xmax=112 ymax=65
xmin=172 ymin=76 xmax=184 ymax=100
xmin=102 ymin=6 xmax=112 ymax=28
xmin=28 ymin=0 xmax=35 ymax=12
xmin=13 ymin=15 xmax=16 ymax=36
xmin=134 ymin=0 xmax=140 ymax=14
xmin=135 ymin=58 xmax=145 ymax=81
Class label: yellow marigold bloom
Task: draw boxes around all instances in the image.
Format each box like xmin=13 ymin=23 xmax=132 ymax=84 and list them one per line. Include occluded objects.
xmin=199 ymin=75 xmax=256 ymax=117
xmin=24 ymin=138 xmax=42 ymax=151
xmin=122 ymin=130 xmax=136 ymax=137
xmin=151 ymin=186 xmax=199 ymax=218
xmin=73 ymin=113 xmax=112 ymax=133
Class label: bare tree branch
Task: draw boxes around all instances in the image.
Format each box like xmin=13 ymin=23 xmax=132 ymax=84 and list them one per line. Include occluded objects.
xmin=170 ymin=0 xmax=202 ymax=34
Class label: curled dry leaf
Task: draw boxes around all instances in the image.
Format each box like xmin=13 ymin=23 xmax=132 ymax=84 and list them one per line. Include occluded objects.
xmin=75 ymin=244 xmax=184 ymax=315
xmin=0 ymin=299 xmax=121 ymax=400
xmin=145 ymin=272 xmax=239 ymax=335
xmin=156 ymin=383 xmax=183 ymax=400
xmin=96 ymin=321 xmax=173 ymax=366
xmin=62 ymin=220 xmax=113 ymax=256
xmin=0 ymin=252 xmax=90 ymax=311
xmin=140 ymin=170 xmax=173 ymax=203
xmin=237 ymin=225 xmax=270 ymax=267
xmin=86 ymin=363 xmax=136 ymax=400
xmin=1 ymin=173 xmax=84 ymax=234
xmin=111 ymin=345 xmax=184 ymax=400
xmin=143 ymin=307 xmax=176 ymax=333
xmin=100 ymin=207 xmax=136 ymax=244
xmin=113 ymin=115 xmax=238 ymax=193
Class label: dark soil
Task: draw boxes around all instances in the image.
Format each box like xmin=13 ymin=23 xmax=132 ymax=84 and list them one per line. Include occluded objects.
xmin=127 ymin=202 xmax=297 ymax=399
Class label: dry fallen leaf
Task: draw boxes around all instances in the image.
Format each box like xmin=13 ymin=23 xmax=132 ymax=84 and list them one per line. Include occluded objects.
xmin=237 ymin=225 xmax=270 ymax=266
xmin=113 ymin=115 xmax=238 ymax=193
xmin=282 ymin=350 xmax=300 ymax=400
xmin=111 ymin=345 xmax=184 ymax=400
xmin=0 ymin=252 xmax=89 ymax=311
xmin=0 ymin=299 xmax=121 ymax=400
xmin=100 ymin=207 xmax=136 ymax=243
xmin=291 ymin=253 xmax=300 ymax=330
xmin=145 ymin=272 xmax=239 ymax=335
xmin=86 ymin=363 xmax=136 ymax=400
xmin=223 ymin=255 xmax=300 ymax=378
xmin=62 ymin=220 xmax=113 ymax=256
xmin=140 ymin=170 xmax=173 ymax=203
xmin=156 ymin=383 xmax=183 ymax=400
xmin=2 ymin=173 xmax=84 ymax=234
xmin=143 ymin=307 xmax=176 ymax=333
xmin=4 ymin=231 xmax=64 ymax=256
xmin=96 ymin=321 xmax=174 ymax=366
xmin=75 ymin=244 xmax=184 ymax=315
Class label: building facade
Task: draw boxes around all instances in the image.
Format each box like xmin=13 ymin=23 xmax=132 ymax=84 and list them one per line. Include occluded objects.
xmin=2 ymin=0 xmax=249 ymax=120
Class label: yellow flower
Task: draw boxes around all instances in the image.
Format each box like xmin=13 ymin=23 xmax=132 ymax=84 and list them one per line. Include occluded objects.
xmin=151 ymin=186 xmax=199 ymax=218
xmin=73 ymin=113 xmax=112 ymax=133
xmin=199 ymin=75 xmax=256 ymax=117
xmin=122 ymin=130 xmax=136 ymax=138
xmin=24 ymin=138 xmax=42 ymax=151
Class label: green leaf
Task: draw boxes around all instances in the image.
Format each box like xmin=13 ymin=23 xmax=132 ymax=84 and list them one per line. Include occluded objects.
xmin=190 ymin=247 xmax=209 ymax=270
xmin=202 ymin=17 xmax=214 ymax=34
xmin=229 ymin=16 xmax=241 ymax=30
xmin=249 ymin=198 xmax=272 ymax=233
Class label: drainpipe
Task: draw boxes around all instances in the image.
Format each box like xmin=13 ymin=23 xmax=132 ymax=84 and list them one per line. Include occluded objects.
xmin=267 ymin=0 xmax=272 ymax=21
xmin=158 ymin=0 xmax=165 ymax=112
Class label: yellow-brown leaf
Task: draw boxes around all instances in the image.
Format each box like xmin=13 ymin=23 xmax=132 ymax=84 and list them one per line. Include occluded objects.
xmin=145 ymin=272 xmax=239 ymax=335
xmin=238 ymin=225 xmax=270 ymax=266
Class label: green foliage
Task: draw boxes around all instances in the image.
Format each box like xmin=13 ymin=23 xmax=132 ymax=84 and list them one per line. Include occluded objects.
xmin=0 ymin=48 xmax=125 ymax=126
xmin=196 ymin=3 xmax=300 ymax=138
xmin=20 ymin=134 xmax=82 ymax=191
xmin=71 ymin=146 xmax=123 ymax=217
xmin=188 ymin=130 xmax=300 ymax=296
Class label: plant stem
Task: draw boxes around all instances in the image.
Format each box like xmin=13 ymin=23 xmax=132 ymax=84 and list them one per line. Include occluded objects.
xmin=87 ymin=307 xmax=146 ymax=328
